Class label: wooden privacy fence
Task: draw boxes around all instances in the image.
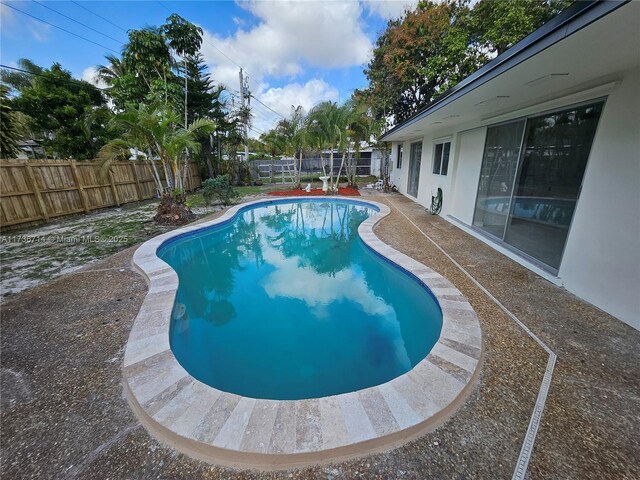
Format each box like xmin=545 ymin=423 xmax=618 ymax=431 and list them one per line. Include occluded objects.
xmin=0 ymin=159 xmax=202 ymax=228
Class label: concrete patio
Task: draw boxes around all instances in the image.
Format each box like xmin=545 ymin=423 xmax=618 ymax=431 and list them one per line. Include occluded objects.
xmin=1 ymin=193 xmax=638 ymax=479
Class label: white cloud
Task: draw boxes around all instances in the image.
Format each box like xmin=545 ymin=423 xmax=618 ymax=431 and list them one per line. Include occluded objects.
xmin=81 ymin=66 xmax=108 ymax=90
xmin=361 ymin=0 xmax=419 ymax=20
xmin=198 ymin=2 xmax=370 ymax=136
xmin=249 ymin=79 xmax=339 ymax=135
xmin=260 ymin=79 xmax=339 ymax=115
xmin=199 ymin=1 xmax=372 ymax=95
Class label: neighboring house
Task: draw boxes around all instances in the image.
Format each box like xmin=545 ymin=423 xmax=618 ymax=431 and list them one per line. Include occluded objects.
xmin=313 ymin=146 xmax=386 ymax=176
xmin=15 ymin=140 xmax=45 ymax=159
xmin=380 ymin=0 xmax=639 ymax=330
xmin=360 ymin=146 xmax=386 ymax=177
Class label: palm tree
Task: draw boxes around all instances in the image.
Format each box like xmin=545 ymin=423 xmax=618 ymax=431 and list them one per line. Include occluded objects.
xmin=346 ymin=103 xmax=377 ymax=186
xmin=306 ymin=101 xmax=352 ymax=192
xmin=96 ymin=54 xmax=126 ymax=86
xmin=0 ymin=58 xmax=42 ymax=91
xmin=260 ymin=129 xmax=285 ymax=162
xmin=97 ymin=104 xmax=215 ymax=195
xmin=288 ymin=106 xmax=307 ymax=188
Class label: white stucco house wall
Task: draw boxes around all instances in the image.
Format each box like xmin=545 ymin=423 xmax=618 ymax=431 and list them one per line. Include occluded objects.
xmin=380 ymin=0 xmax=640 ymax=330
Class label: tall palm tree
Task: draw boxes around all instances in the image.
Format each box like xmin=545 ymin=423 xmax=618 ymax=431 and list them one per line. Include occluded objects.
xmin=288 ymin=106 xmax=307 ymax=188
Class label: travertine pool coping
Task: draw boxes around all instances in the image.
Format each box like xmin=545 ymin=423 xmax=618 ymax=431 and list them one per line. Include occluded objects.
xmin=124 ymin=197 xmax=483 ymax=470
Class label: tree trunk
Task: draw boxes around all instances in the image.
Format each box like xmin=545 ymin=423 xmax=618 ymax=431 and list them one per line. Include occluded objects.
xmin=172 ymin=162 xmax=182 ymax=193
xmin=184 ymin=59 xmax=188 ymax=128
xmin=163 ymin=160 xmax=173 ymax=191
xmin=329 ymin=148 xmax=334 ymax=187
xmin=148 ymin=152 xmax=164 ymax=197
xmin=181 ymin=154 xmax=190 ymax=193
xmin=206 ymin=156 xmax=214 ymax=179
xmin=297 ymin=150 xmax=303 ymax=188
xmin=334 ymin=151 xmax=346 ymax=193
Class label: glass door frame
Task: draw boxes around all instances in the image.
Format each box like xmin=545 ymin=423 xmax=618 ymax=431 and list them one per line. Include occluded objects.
xmin=470 ymin=97 xmax=607 ymax=274
xmin=407 ymin=141 xmax=423 ymax=198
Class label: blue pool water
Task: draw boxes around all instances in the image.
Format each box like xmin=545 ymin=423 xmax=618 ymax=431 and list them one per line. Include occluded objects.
xmin=158 ymin=199 xmax=442 ymax=400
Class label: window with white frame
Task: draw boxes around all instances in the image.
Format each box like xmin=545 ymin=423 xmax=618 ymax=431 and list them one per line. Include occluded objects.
xmin=396 ymin=145 xmax=403 ymax=168
xmin=432 ymin=141 xmax=451 ymax=175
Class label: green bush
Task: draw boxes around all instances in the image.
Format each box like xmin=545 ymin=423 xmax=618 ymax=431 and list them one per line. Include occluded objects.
xmin=202 ymin=174 xmax=239 ymax=206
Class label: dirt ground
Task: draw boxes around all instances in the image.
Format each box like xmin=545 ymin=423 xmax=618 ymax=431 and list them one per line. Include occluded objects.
xmin=0 ymin=199 xmax=225 ymax=299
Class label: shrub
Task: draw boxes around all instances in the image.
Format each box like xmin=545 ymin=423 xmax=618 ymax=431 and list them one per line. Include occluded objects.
xmin=202 ymin=174 xmax=239 ymax=206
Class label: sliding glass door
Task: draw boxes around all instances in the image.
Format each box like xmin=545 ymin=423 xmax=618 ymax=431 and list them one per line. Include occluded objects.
xmin=407 ymin=142 xmax=422 ymax=197
xmin=473 ymin=101 xmax=604 ymax=271
xmin=473 ymin=121 xmax=525 ymax=238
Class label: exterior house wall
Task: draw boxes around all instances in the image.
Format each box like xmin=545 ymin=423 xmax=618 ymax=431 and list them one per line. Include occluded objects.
xmin=390 ymin=141 xmax=409 ymax=192
xmin=389 ymin=67 xmax=640 ymax=329
xmin=420 ymin=134 xmax=457 ymax=213
xmin=449 ymin=127 xmax=487 ymax=224
xmin=558 ymin=67 xmax=640 ymax=328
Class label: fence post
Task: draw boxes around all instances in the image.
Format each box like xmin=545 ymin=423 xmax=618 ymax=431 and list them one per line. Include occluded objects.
xmin=70 ymin=160 xmax=90 ymax=214
xmin=108 ymin=169 xmax=121 ymax=206
xmin=131 ymin=162 xmax=143 ymax=201
xmin=24 ymin=163 xmax=49 ymax=221
xmin=269 ymin=163 xmax=274 ymax=184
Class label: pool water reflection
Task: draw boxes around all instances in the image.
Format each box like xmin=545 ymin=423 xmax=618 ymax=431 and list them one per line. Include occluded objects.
xmin=159 ymin=200 xmax=442 ymax=400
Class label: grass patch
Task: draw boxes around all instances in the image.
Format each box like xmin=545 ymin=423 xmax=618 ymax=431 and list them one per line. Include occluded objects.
xmin=187 ymin=184 xmax=287 ymax=207
xmin=236 ymin=185 xmax=278 ymax=196
xmin=186 ymin=192 xmax=207 ymax=208
xmin=355 ymin=175 xmax=379 ymax=185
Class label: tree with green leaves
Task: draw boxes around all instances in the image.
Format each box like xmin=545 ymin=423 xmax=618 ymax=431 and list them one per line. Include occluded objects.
xmin=185 ymin=54 xmax=216 ymax=123
xmin=361 ymin=0 xmax=571 ymax=126
xmin=115 ymin=27 xmax=182 ymax=109
xmin=361 ymin=1 xmax=482 ymax=124
xmin=0 ymin=85 xmax=24 ymax=158
xmin=96 ymin=54 xmax=126 ymax=86
xmin=1 ymin=60 xmax=112 ymax=159
xmin=472 ymin=0 xmax=572 ymax=55
xmin=0 ymin=59 xmax=42 ymax=91
xmin=260 ymin=129 xmax=285 ymax=163
xmin=162 ymin=14 xmax=203 ymax=128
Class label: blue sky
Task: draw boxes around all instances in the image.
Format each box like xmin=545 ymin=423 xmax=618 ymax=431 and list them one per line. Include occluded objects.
xmin=1 ymin=0 xmax=417 ymax=134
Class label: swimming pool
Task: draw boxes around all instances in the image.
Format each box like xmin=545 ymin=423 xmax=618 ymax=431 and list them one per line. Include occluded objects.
xmin=158 ymin=199 xmax=442 ymax=400
xmin=124 ymin=197 xmax=481 ymax=467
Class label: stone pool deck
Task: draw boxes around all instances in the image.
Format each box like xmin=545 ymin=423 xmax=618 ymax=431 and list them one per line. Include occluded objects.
xmin=1 ymin=193 xmax=638 ymax=479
